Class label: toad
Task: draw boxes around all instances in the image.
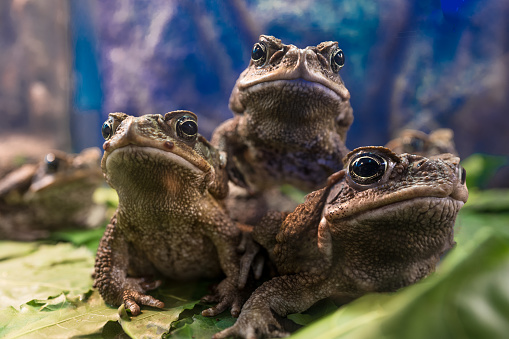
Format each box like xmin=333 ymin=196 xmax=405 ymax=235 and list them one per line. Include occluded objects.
xmin=212 ymin=35 xmax=353 ymax=193
xmin=93 ymin=111 xmax=245 ymax=317
xmin=385 ymin=128 xmax=458 ymax=156
xmin=215 ymin=146 xmax=468 ymax=338
xmin=0 ymin=147 xmax=105 ymax=240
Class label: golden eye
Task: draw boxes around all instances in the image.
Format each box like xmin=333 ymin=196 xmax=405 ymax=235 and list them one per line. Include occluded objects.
xmin=176 ymin=116 xmax=198 ymax=141
xmin=101 ymin=117 xmax=115 ymax=140
xmin=348 ymin=153 xmax=387 ymax=185
xmin=251 ymin=42 xmax=267 ymax=66
xmin=331 ymin=48 xmax=345 ymax=73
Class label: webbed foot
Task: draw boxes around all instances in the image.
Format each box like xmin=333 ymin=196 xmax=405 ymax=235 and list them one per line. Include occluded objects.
xmin=122 ymin=289 xmax=165 ymax=316
xmin=201 ymin=278 xmax=245 ymax=318
xmin=121 ymin=277 xmax=164 ymax=316
xmin=213 ymin=307 xmax=288 ymax=339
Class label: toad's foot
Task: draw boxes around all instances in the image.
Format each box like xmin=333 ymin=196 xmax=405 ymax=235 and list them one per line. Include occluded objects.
xmin=201 ymin=277 xmax=245 ymax=318
xmin=121 ymin=277 xmax=164 ymax=316
xmin=123 ymin=290 xmax=165 ymax=316
xmin=237 ymin=230 xmax=263 ymax=287
xmin=213 ymin=307 xmax=288 ymax=339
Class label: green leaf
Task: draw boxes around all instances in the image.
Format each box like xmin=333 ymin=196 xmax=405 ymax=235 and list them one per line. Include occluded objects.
xmin=290 ymin=229 xmax=509 ymax=339
xmin=0 ymin=241 xmax=38 ymax=261
xmin=93 ymin=186 xmax=119 ymax=209
xmin=288 ymin=299 xmax=339 ymax=326
xmin=461 ymin=154 xmax=508 ymax=190
xmin=461 ymin=189 xmax=509 ymax=213
xmin=0 ymin=290 xmax=118 ymax=339
xmin=0 ymin=242 xmax=95 ymax=308
xmin=280 ymin=184 xmax=307 ymax=204
xmin=114 ymin=281 xmax=209 ymax=338
xmin=167 ymin=313 xmax=236 ymax=338
xmin=48 ymin=226 xmax=107 ymax=253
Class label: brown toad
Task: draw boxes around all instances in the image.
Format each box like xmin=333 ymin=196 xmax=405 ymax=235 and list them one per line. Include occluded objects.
xmin=215 ymin=146 xmax=468 ymax=338
xmin=385 ymin=128 xmax=458 ymax=156
xmin=93 ymin=111 xmax=247 ymax=317
xmin=212 ymin=35 xmax=353 ymax=193
xmin=0 ymin=148 xmax=105 ymax=240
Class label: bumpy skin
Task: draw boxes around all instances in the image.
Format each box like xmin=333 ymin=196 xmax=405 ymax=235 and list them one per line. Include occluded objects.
xmin=385 ymin=128 xmax=458 ymax=156
xmin=93 ymin=111 xmax=245 ymax=317
xmin=0 ymin=148 xmax=104 ymax=240
xmin=215 ymin=147 xmax=468 ymax=339
xmin=212 ymin=35 xmax=353 ymax=193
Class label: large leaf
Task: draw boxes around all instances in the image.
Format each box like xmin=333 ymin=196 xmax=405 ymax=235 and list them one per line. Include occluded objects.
xmin=167 ymin=313 xmax=236 ymax=339
xmin=0 ymin=241 xmax=38 ymax=260
xmin=461 ymin=154 xmax=508 ymax=190
xmin=0 ymin=290 xmax=118 ymax=339
xmin=48 ymin=226 xmax=107 ymax=253
xmin=0 ymin=242 xmax=95 ymax=307
xmin=118 ymin=282 xmax=206 ymax=338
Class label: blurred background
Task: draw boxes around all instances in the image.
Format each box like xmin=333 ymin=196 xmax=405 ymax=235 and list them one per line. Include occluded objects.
xmin=1 ymin=0 xmax=508 ymax=185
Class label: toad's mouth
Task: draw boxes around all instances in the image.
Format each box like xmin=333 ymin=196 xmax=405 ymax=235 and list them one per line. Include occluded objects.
xmin=327 ymin=196 xmax=465 ymax=224
xmin=243 ymin=79 xmax=346 ymax=102
xmin=29 ymin=168 xmax=103 ymax=193
xmin=103 ymin=145 xmax=209 ymax=176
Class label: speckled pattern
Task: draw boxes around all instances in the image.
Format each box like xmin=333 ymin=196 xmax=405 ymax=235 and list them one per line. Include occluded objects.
xmin=93 ymin=111 xmax=245 ymax=317
xmin=0 ymin=148 xmax=104 ymax=240
xmin=212 ymin=35 xmax=353 ymax=193
xmin=215 ymin=147 xmax=468 ymax=339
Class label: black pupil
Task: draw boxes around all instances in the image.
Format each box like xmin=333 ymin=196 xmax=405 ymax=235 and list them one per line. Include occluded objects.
xmin=333 ymin=50 xmax=344 ymax=66
xmin=102 ymin=122 xmax=112 ymax=139
xmin=351 ymin=156 xmax=383 ymax=179
xmin=180 ymin=120 xmax=197 ymax=136
xmin=410 ymin=138 xmax=425 ymax=151
xmin=252 ymin=44 xmax=265 ymax=61
xmin=46 ymin=156 xmax=59 ymax=173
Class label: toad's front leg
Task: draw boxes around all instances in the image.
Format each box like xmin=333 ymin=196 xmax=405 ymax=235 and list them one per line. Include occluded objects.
xmin=201 ymin=216 xmax=248 ymax=318
xmin=93 ymin=214 xmax=164 ymax=315
xmin=214 ymin=273 xmax=330 ymax=339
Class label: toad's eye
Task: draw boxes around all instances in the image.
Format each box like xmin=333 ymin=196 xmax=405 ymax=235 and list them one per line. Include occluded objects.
xmin=251 ymin=42 xmax=267 ymax=66
xmin=176 ymin=116 xmax=198 ymax=141
xmin=45 ymin=153 xmax=59 ymax=173
xmin=348 ymin=153 xmax=387 ymax=185
xmin=409 ymin=137 xmax=425 ymax=152
xmin=101 ymin=119 xmax=114 ymax=140
xmin=331 ymin=48 xmax=345 ymax=73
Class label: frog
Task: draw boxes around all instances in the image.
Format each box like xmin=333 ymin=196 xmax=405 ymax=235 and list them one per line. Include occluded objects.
xmin=211 ymin=35 xmax=354 ymax=194
xmin=0 ymin=147 xmax=105 ymax=240
xmin=214 ymin=146 xmax=468 ymax=338
xmin=93 ymin=111 xmax=247 ymax=317
xmin=385 ymin=128 xmax=458 ymax=156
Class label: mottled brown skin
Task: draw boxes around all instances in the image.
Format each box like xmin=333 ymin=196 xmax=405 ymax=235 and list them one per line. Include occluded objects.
xmin=93 ymin=111 xmax=245 ymax=317
xmin=215 ymin=147 xmax=468 ymax=339
xmin=0 ymin=148 xmax=104 ymax=240
xmin=212 ymin=35 xmax=353 ymax=193
xmin=385 ymin=128 xmax=458 ymax=156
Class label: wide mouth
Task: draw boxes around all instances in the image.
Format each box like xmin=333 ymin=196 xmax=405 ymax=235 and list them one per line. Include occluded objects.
xmin=239 ymin=73 xmax=349 ymax=100
xmin=104 ymin=145 xmax=209 ymax=175
xmin=30 ymin=168 xmax=103 ymax=193
xmin=327 ymin=195 xmax=464 ymax=223
xmin=244 ymin=79 xmax=344 ymax=101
